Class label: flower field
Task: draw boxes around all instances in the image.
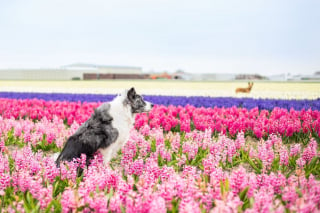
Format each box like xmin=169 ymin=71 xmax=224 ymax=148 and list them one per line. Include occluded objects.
xmin=0 ymin=90 xmax=320 ymax=212
xmin=1 ymin=80 xmax=320 ymax=99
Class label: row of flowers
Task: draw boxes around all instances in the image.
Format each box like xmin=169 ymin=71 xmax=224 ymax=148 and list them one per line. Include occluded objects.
xmin=1 ymin=98 xmax=319 ymax=139
xmin=0 ymin=92 xmax=320 ymax=110
xmin=1 ymin=119 xmax=320 ymax=212
xmin=136 ymin=105 xmax=320 ymax=139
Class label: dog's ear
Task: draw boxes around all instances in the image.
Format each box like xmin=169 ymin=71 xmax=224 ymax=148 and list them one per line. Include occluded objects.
xmin=127 ymin=87 xmax=136 ymax=101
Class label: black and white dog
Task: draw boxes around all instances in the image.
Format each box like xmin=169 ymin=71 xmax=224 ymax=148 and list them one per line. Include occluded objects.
xmin=56 ymin=87 xmax=153 ymax=166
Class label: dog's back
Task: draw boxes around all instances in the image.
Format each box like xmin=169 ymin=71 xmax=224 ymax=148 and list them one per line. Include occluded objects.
xmin=56 ymin=103 xmax=119 ymax=166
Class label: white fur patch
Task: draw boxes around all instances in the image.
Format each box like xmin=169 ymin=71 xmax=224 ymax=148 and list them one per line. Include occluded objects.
xmin=144 ymin=101 xmax=153 ymax=112
xmin=51 ymin=152 xmax=60 ymax=162
xmin=98 ymin=94 xmax=135 ymax=164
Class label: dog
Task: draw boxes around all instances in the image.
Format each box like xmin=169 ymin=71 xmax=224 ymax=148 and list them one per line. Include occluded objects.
xmin=235 ymin=82 xmax=254 ymax=93
xmin=55 ymin=87 xmax=153 ymax=167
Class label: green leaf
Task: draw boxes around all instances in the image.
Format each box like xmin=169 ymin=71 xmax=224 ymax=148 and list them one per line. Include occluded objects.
xmin=199 ymin=164 xmax=204 ymax=171
xmin=23 ymin=192 xmax=33 ymax=211
xmin=308 ymin=157 xmax=318 ymax=168
xmin=52 ymin=177 xmax=68 ymax=198
xmin=220 ymin=180 xmax=225 ymax=195
xmin=120 ymin=205 xmax=126 ymax=213
xmin=150 ymin=139 xmax=156 ymax=152
xmin=164 ymin=139 xmax=171 ymax=149
xmin=106 ymin=188 xmax=114 ymax=199
xmin=45 ymin=200 xmax=54 ymax=213
xmin=272 ymin=156 xmax=280 ymax=171
xmin=305 ymin=157 xmax=320 ymax=178
xmin=239 ymin=186 xmax=249 ymax=201
xmin=168 ymin=160 xmax=178 ymax=167
xmin=241 ymin=199 xmax=250 ymax=211
xmin=285 ymin=169 xmax=295 ymax=178
xmin=295 ymin=187 xmax=303 ymax=198
xmin=225 ymin=179 xmax=229 ymax=192
xmin=246 ymin=158 xmax=261 ymax=174
xmin=171 ymin=199 xmax=180 ymax=213
xmin=158 ymin=154 xmax=164 ymax=167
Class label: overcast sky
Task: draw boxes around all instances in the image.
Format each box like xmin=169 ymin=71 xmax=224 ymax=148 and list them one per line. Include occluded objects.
xmin=0 ymin=0 xmax=319 ymax=75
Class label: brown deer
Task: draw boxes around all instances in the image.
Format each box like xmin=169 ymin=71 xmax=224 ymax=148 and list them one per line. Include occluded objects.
xmin=235 ymin=82 xmax=254 ymax=93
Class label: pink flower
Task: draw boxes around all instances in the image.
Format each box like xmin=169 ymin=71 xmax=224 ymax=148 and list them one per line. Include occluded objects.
xmin=226 ymin=140 xmax=236 ymax=163
xmin=279 ymin=146 xmax=289 ymax=166
xmin=129 ymin=158 xmax=144 ymax=176
xmin=230 ymin=166 xmax=246 ymax=195
xmin=302 ymin=140 xmax=317 ymax=163
xmin=61 ymin=189 xmax=78 ymax=213
xmin=251 ymin=187 xmax=274 ymax=212
xmin=282 ymin=186 xmax=298 ymax=209
xmin=179 ymin=198 xmax=201 ymax=213
xmin=171 ymin=133 xmax=181 ymax=152
xmin=182 ymin=141 xmax=198 ymax=161
xmin=290 ymin=144 xmax=301 ymax=156
xmin=235 ymin=131 xmax=245 ymax=150
xmin=149 ymin=196 xmax=166 ymax=213
xmin=257 ymin=140 xmax=274 ymax=170
xmin=43 ymin=157 xmax=60 ymax=183
xmin=0 ymin=173 xmax=10 ymax=191
xmin=296 ymin=157 xmax=306 ymax=168
xmin=212 ymin=193 xmax=243 ymax=213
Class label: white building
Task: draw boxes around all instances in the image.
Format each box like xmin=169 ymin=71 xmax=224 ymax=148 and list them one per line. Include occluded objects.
xmin=188 ymin=73 xmax=236 ymax=81
xmin=267 ymin=74 xmax=287 ymax=81
xmin=0 ymin=63 xmax=143 ymax=80
xmin=286 ymin=72 xmax=320 ymax=81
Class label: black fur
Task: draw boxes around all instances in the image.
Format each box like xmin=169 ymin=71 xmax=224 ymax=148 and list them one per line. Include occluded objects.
xmin=56 ymin=103 xmax=119 ymax=167
xmin=127 ymin=87 xmax=148 ymax=113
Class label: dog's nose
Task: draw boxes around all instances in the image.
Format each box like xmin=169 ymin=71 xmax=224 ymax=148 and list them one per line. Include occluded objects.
xmin=151 ymin=104 xmax=154 ymax=108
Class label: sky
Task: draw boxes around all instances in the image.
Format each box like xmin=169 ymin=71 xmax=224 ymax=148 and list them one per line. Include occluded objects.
xmin=0 ymin=0 xmax=319 ymax=75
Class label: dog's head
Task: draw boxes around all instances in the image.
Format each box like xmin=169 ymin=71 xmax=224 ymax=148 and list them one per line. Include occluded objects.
xmin=124 ymin=87 xmax=153 ymax=114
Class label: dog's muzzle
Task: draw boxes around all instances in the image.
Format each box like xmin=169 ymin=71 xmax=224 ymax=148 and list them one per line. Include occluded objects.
xmin=144 ymin=101 xmax=154 ymax=112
